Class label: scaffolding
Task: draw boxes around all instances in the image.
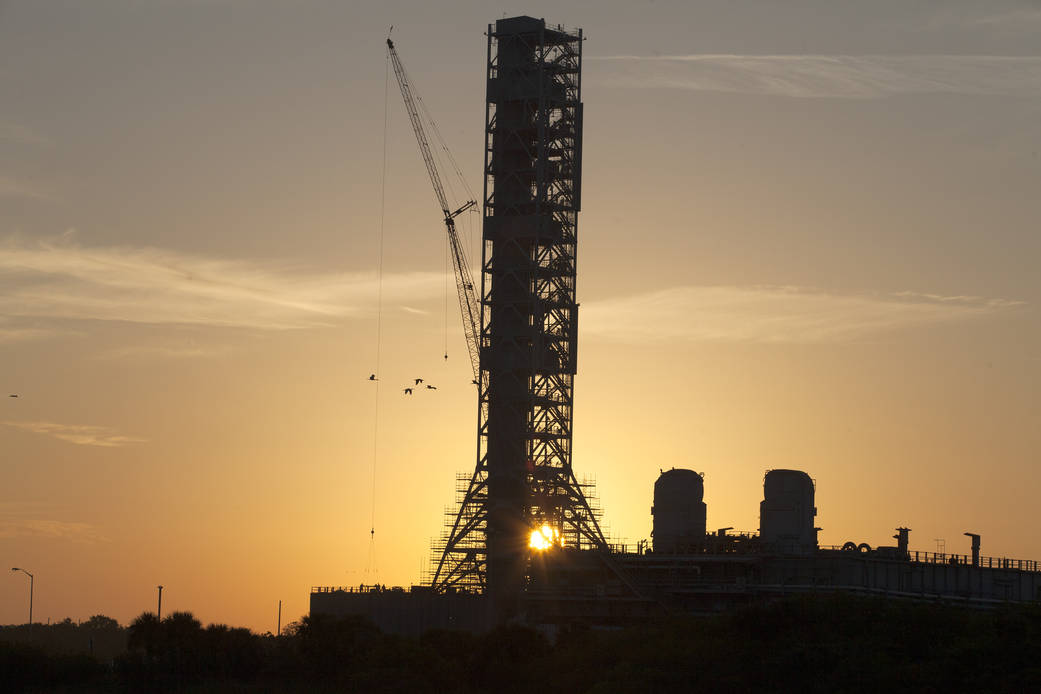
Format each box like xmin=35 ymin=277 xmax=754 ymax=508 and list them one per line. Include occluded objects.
xmin=429 ymin=18 xmax=606 ymax=614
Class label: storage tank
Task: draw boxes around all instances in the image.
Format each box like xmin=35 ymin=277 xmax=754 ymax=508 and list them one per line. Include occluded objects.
xmin=759 ymin=469 xmax=817 ymax=554
xmin=652 ymin=468 xmax=707 ymax=553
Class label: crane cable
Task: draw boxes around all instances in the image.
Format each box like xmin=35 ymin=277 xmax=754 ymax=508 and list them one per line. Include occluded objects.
xmin=366 ymin=45 xmax=391 ymax=580
xmin=415 ymin=88 xmax=478 ymax=203
xmin=409 ymin=75 xmax=478 ymax=365
xmin=444 ymin=225 xmax=450 ymax=361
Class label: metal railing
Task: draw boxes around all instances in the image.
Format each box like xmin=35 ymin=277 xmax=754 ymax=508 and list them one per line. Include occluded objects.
xmin=311 ymin=584 xmax=394 ymax=594
xmin=818 ymin=547 xmax=1041 ymax=572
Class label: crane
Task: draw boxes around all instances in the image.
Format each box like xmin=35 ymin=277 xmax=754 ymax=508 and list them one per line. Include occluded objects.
xmin=387 ymin=37 xmax=481 ymax=382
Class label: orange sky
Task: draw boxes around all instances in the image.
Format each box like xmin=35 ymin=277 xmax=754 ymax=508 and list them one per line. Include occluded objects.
xmin=2 ymin=1 xmax=1040 ymax=632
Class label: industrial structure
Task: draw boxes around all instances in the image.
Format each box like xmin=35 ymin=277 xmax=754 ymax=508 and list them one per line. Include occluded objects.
xmin=414 ymin=17 xmax=609 ymax=622
xmin=311 ymin=16 xmax=1041 ymax=632
xmin=314 ymin=467 xmax=1041 ymax=632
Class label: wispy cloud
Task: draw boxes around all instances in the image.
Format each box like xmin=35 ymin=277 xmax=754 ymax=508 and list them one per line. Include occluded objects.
xmin=937 ymin=6 xmax=1041 ymax=30
xmin=0 ymin=176 xmax=52 ymax=201
xmin=98 ymin=342 xmax=233 ymax=359
xmin=581 ymin=286 xmax=1024 ymax=344
xmin=0 ymin=236 xmax=443 ymax=330
xmin=590 ymin=54 xmax=1041 ymax=99
xmin=0 ymin=121 xmax=50 ymax=147
xmin=0 ymin=318 xmax=63 ymax=344
xmin=972 ymin=9 xmax=1041 ymax=27
xmin=0 ymin=518 xmax=108 ymax=543
xmin=3 ymin=420 xmax=147 ymax=447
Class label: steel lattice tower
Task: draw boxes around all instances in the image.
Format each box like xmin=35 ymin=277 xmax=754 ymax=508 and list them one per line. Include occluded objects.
xmin=430 ymin=16 xmax=606 ymax=616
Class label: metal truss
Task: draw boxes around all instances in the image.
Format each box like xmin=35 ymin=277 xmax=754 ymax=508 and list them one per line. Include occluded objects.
xmin=430 ymin=18 xmax=606 ymax=600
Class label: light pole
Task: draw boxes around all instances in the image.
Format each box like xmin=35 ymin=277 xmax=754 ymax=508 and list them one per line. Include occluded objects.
xmin=157 ymin=585 xmax=163 ymax=619
xmin=11 ymin=567 xmax=33 ymax=633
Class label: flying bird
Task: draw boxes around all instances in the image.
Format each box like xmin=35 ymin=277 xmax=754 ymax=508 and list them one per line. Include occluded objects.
xmin=414 ymin=378 xmax=424 ymax=385
xmin=426 ymin=384 xmax=437 ymax=390
xmin=8 ymin=394 xmax=17 ymax=398
xmin=368 ymin=374 xmax=377 ymax=381
xmin=403 ymin=388 xmax=413 ymax=395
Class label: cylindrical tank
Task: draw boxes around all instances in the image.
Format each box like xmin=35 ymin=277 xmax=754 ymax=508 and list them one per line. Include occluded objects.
xmin=759 ymin=469 xmax=817 ymax=554
xmin=652 ymin=468 xmax=707 ymax=553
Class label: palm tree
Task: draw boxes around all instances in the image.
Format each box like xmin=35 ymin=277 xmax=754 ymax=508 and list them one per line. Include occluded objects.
xmin=83 ymin=614 xmax=120 ymax=631
xmin=128 ymin=612 xmax=162 ymax=655
xmin=161 ymin=611 xmax=202 ymax=646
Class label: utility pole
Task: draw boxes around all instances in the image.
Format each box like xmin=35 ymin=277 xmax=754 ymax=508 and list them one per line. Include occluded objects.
xmin=11 ymin=568 xmax=33 ymax=635
xmin=157 ymin=585 xmax=163 ymax=619
xmin=277 ymin=600 xmax=282 ymax=637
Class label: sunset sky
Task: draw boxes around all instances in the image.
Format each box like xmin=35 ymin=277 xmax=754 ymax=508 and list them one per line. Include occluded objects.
xmin=2 ymin=0 xmax=1039 ymax=633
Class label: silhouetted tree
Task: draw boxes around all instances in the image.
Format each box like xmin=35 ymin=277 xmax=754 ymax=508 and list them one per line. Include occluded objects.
xmin=83 ymin=614 xmax=120 ymax=631
xmin=15 ymin=596 xmax=1041 ymax=692
xmin=162 ymin=611 xmax=202 ymax=644
xmin=468 ymin=624 xmax=549 ymax=692
xmin=296 ymin=613 xmax=381 ymax=681
xmin=280 ymin=618 xmax=302 ymax=637
xmin=127 ymin=612 xmax=162 ymax=655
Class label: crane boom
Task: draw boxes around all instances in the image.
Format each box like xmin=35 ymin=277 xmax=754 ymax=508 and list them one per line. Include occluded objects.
xmin=387 ymin=38 xmax=481 ymax=381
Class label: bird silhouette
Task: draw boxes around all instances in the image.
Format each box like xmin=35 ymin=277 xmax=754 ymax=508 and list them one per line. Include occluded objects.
xmin=414 ymin=378 xmax=424 ymax=385
xmin=8 ymin=394 xmax=17 ymax=398
xmin=368 ymin=374 xmax=377 ymax=381
xmin=426 ymin=384 xmax=437 ymax=390
xmin=403 ymin=388 xmax=413 ymax=395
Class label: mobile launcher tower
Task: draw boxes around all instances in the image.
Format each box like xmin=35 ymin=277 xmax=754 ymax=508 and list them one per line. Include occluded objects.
xmin=429 ymin=16 xmax=608 ymax=620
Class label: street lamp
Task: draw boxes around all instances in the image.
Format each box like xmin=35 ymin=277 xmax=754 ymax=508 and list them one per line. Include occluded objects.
xmin=11 ymin=567 xmax=33 ymax=632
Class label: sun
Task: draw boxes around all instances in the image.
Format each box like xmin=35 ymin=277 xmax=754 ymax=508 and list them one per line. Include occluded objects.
xmin=529 ymin=523 xmax=561 ymax=550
